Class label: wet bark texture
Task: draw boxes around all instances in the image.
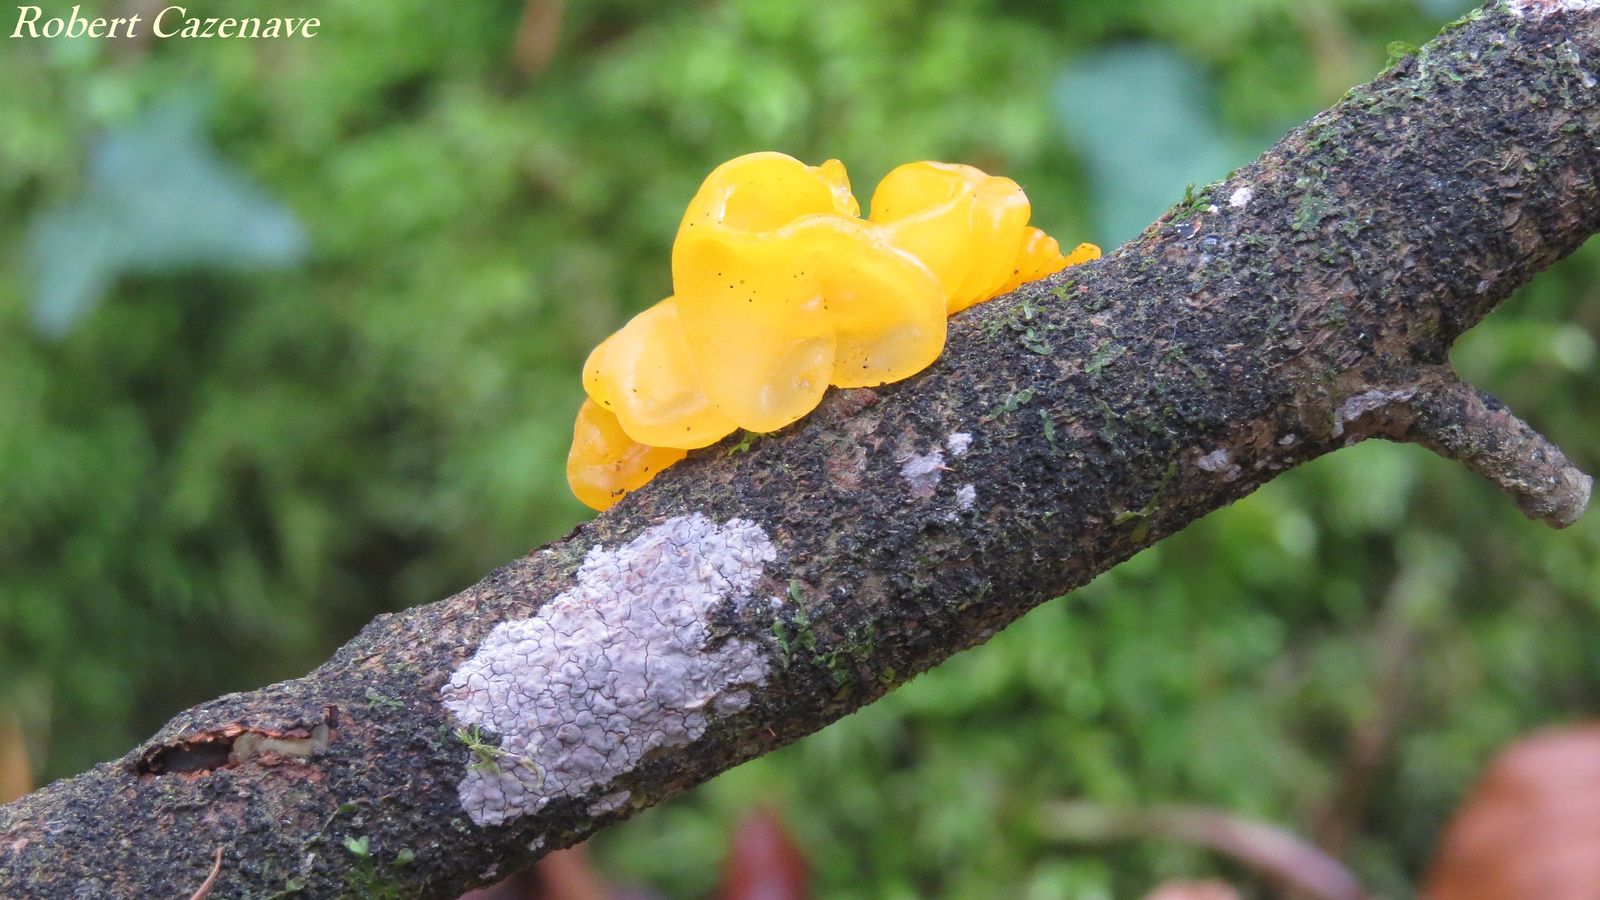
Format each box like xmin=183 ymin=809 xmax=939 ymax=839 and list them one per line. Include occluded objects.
xmin=4 ymin=2 xmax=1599 ymax=896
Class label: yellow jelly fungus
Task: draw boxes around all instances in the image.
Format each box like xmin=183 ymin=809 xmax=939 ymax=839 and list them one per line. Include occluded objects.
xmin=672 ymin=153 xmax=946 ymax=432
xmin=869 ymin=162 xmax=1032 ymax=314
xmin=567 ymin=151 xmax=1102 ymax=511
xmin=566 ymin=399 xmax=687 ymax=511
xmin=582 ymin=296 xmax=738 ymax=450
xmin=998 ymin=228 xmax=1103 ymax=295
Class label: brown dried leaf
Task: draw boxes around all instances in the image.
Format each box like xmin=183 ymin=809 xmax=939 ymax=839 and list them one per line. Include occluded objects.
xmin=718 ymin=806 xmax=809 ymax=900
xmin=1425 ymin=722 xmax=1600 ymax=900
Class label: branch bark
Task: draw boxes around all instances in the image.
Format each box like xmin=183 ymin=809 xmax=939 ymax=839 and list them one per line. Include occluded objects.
xmin=5 ymin=2 xmax=1599 ymax=895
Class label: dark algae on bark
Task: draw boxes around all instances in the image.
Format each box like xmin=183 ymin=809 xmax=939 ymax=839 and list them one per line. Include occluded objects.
xmin=2 ymin=2 xmax=1597 ymax=895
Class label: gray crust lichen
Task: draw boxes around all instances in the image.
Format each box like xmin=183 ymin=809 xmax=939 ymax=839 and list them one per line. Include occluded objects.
xmin=955 ymin=483 xmax=977 ymax=510
xmin=441 ymin=513 xmax=776 ymax=826
xmin=1331 ymin=387 xmax=1419 ymax=438
xmin=1196 ymin=448 xmax=1242 ymax=481
xmin=900 ymin=449 xmax=946 ymax=498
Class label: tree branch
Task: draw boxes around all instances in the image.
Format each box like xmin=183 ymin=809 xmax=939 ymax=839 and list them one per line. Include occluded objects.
xmin=5 ymin=2 xmax=1599 ymax=895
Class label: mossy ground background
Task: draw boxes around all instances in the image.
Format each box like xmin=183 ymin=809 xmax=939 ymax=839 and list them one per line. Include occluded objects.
xmin=3 ymin=0 xmax=1599 ymax=896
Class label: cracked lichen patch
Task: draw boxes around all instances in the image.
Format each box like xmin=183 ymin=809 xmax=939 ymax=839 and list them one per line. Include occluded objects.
xmin=1508 ymin=0 xmax=1600 ymax=17
xmin=441 ymin=514 xmax=775 ymax=826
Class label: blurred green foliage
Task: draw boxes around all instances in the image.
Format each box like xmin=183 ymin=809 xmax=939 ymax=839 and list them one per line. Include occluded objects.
xmin=3 ymin=0 xmax=1598 ymax=896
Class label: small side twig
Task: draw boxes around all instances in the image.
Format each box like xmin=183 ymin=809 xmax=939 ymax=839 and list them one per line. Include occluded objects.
xmin=1040 ymin=801 xmax=1367 ymax=900
xmin=1332 ymin=366 xmax=1592 ymax=528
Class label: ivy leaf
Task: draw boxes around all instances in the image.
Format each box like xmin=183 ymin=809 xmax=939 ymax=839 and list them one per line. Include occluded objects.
xmin=1054 ymin=45 xmax=1249 ymax=245
xmin=26 ymin=93 xmax=307 ymax=338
